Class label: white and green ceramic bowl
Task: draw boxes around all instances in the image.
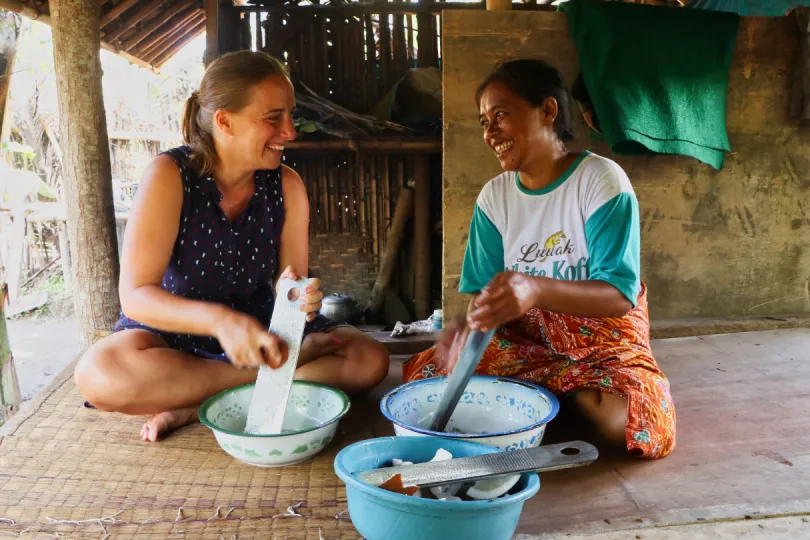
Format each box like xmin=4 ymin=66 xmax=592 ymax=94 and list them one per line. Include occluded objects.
xmin=200 ymin=381 xmax=350 ymax=467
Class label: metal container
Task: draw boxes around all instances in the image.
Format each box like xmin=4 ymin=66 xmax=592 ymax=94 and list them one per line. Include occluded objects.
xmin=319 ymin=293 xmax=358 ymax=323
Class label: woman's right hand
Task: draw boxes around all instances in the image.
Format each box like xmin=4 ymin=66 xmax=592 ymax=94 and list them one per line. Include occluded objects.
xmin=213 ymin=310 xmax=288 ymax=369
xmin=436 ymin=316 xmax=471 ymax=374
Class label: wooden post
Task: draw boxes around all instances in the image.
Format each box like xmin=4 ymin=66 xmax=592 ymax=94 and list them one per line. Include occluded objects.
xmin=0 ymin=285 xmax=21 ymax=422
xmin=367 ymin=186 xmax=414 ymax=318
xmin=204 ymin=0 xmax=219 ymax=66
xmin=413 ymin=155 xmax=431 ymax=320
xmin=487 ymin=0 xmax=512 ymax=10
xmin=51 ymin=0 xmax=121 ymax=349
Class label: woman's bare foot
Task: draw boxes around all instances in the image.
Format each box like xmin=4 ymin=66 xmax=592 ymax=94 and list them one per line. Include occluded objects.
xmin=140 ymin=406 xmax=199 ymax=442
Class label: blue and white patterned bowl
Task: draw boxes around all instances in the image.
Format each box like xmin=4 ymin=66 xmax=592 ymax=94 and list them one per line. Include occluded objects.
xmin=380 ymin=376 xmax=559 ymax=451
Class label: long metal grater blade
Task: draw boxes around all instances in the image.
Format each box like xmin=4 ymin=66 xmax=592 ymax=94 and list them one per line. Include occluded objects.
xmin=245 ymin=278 xmax=310 ymax=435
xmin=429 ymin=328 xmax=496 ymax=432
xmin=356 ymin=441 xmax=599 ymax=488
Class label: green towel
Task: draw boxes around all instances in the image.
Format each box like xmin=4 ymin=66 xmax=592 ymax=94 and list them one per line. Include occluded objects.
xmin=560 ymin=0 xmax=740 ymax=169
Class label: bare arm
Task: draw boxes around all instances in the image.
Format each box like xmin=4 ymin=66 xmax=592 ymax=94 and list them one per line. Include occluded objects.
xmin=468 ymin=273 xmax=632 ymax=332
xmin=118 ymin=155 xmax=228 ymax=336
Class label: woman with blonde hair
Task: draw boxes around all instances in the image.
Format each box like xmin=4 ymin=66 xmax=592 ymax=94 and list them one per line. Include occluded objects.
xmin=75 ymin=51 xmax=389 ymax=441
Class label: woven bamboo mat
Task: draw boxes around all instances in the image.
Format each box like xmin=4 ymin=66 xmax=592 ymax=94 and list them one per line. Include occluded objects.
xmin=0 ymin=359 xmax=389 ymax=540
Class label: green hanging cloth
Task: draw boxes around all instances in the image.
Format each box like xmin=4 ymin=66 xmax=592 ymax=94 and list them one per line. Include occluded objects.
xmin=560 ymin=0 xmax=740 ymax=169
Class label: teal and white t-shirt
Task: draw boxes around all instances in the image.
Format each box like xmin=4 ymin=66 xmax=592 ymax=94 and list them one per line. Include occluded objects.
xmin=459 ymin=151 xmax=641 ymax=306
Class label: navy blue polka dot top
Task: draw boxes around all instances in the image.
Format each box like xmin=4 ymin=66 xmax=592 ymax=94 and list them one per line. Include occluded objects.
xmin=114 ymin=145 xmax=340 ymax=362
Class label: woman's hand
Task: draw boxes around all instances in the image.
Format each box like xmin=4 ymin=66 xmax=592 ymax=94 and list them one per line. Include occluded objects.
xmin=277 ymin=265 xmax=324 ymax=322
xmin=468 ymin=271 xmax=540 ymax=332
xmin=213 ymin=309 xmax=288 ymax=369
xmin=435 ymin=316 xmax=471 ymax=374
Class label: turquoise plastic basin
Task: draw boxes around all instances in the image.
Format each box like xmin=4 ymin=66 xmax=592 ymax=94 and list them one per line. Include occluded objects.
xmin=334 ymin=437 xmax=540 ymax=540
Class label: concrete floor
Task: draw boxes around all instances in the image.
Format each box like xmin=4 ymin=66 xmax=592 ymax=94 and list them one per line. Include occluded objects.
xmin=517 ymin=516 xmax=810 ymax=539
xmin=7 ymin=316 xmax=79 ymax=401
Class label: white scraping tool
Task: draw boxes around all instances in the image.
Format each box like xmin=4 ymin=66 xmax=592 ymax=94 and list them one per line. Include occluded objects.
xmin=244 ymin=278 xmax=310 ymax=434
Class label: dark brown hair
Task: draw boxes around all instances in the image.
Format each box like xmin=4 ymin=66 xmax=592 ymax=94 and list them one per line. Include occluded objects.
xmin=181 ymin=50 xmax=290 ymax=174
xmin=475 ymin=59 xmax=575 ymax=143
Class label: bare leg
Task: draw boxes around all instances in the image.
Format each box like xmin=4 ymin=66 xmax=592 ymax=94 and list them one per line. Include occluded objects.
xmin=75 ymin=327 xmax=390 ymax=441
xmin=294 ymin=326 xmax=390 ymax=395
xmin=75 ymin=330 xmax=259 ymax=441
xmin=573 ymin=389 xmax=629 ymax=449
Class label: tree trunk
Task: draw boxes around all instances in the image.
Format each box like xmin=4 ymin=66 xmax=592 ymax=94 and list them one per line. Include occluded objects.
xmin=50 ymin=0 xmax=121 ymax=350
xmin=0 ymin=10 xmax=19 ymax=144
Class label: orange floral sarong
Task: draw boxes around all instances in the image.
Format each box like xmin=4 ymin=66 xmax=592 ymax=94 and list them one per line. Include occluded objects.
xmin=402 ymin=283 xmax=676 ymax=459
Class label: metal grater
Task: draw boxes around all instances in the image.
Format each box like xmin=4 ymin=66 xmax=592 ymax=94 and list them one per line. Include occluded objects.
xmin=244 ymin=278 xmax=310 ymax=434
xmin=355 ymin=441 xmax=599 ymax=488
xmin=429 ymin=328 xmax=496 ymax=432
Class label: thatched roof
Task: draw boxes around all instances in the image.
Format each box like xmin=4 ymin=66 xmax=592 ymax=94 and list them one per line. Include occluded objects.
xmin=2 ymin=0 xmax=206 ymax=70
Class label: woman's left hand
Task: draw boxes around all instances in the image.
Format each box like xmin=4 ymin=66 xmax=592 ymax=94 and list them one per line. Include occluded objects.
xmin=468 ymin=271 xmax=540 ymax=332
xmin=277 ymin=266 xmax=324 ymax=322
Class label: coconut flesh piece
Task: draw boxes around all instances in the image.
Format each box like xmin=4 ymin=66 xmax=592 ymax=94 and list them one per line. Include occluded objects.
xmin=386 ymin=448 xmax=519 ymax=501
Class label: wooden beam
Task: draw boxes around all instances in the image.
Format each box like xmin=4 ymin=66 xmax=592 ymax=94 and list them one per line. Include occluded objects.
xmin=142 ymin=12 xmax=205 ymax=62
xmin=204 ymin=0 xmax=218 ymax=66
xmin=284 ymin=139 xmax=442 ymax=153
xmin=0 ymin=0 xmax=157 ymax=71
xmin=135 ymin=8 xmax=203 ymax=56
xmin=121 ymin=0 xmax=196 ymax=51
xmin=237 ymin=2 xmax=553 ymax=14
xmin=101 ymin=0 xmax=166 ymax=44
xmin=152 ymin=20 xmax=206 ymax=66
xmin=100 ymin=0 xmax=140 ymax=28
xmin=487 ymin=0 xmax=512 ymax=10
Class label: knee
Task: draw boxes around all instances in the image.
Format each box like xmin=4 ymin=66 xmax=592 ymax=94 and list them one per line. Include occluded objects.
xmin=574 ymin=390 xmax=628 ymax=448
xmin=74 ymin=341 xmax=137 ymax=413
xmin=347 ymin=337 xmax=389 ymax=391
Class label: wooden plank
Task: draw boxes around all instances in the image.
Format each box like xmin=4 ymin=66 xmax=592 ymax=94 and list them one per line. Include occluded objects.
xmin=143 ymin=14 xmax=206 ymax=63
xmin=121 ymin=0 xmax=196 ymax=51
xmin=101 ymin=0 xmax=165 ymax=44
xmin=134 ymin=7 xmax=203 ymax=55
xmin=100 ymin=0 xmax=139 ymax=28
xmin=153 ymin=21 xmax=207 ymax=67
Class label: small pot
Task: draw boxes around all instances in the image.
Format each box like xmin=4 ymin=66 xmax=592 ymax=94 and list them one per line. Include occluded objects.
xmin=320 ymin=293 xmax=358 ymax=323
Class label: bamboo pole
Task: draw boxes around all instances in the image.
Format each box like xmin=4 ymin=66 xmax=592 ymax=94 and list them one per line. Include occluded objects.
xmin=357 ymin=157 xmax=366 ymax=236
xmin=319 ymin=15 xmax=329 ymax=96
xmin=122 ymin=1 xmax=195 ymax=51
xmin=147 ymin=17 xmax=205 ymax=65
xmin=363 ymin=13 xmax=376 ymax=106
xmin=366 ymin=185 xmax=414 ymax=318
xmin=382 ymin=155 xmax=391 ymax=251
xmin=393 ymin=12 xmax=406 ymax=79
xmin=102 ymin=0 xmax=165 ymax=44
xmin=413 ymin=155 xmax=431 ymax=319
xmin=100 ymin=0 xmax=139 ymax=28
xmin=406 ymin=14 xmax=414 ymax=65
xmin=0 ymin=286 xmax=20 ymax=421
xmin=328 ymin=167 xmax=338 ymax=233
xmin=348 ymin=158 xmax=357 ymax=232
xmin=379 ymin=13 xmax=392 ymax=93
xmin=369 ymin=157 xmax=379 ymax=257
